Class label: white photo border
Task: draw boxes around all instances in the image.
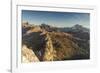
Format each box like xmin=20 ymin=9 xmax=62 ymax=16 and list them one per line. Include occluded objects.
xmin=12 ymin=4 xmax=97 ymax=73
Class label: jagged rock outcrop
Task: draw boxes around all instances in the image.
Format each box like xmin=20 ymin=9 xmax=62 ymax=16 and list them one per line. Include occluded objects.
xmin=22 ymin=45 xmax=39 ymax=63
xmin=43 ymin=33 xmax=55 ymax=61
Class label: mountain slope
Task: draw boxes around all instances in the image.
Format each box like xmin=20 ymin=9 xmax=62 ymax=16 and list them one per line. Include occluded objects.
xmin=22 ymin=23 xmax=90 ymax=62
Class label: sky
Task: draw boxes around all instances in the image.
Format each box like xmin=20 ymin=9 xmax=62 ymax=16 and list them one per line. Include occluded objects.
xmin=22 ymin=10 xmax=90 ymax=28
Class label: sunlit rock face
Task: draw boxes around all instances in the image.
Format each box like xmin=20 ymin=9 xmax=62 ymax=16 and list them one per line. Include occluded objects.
xmin=22 ymin=45 xmax=39 ymax=63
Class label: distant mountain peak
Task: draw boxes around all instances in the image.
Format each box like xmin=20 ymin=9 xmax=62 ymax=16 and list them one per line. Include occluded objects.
xmin=71 ymin=24 xmax=89 ymax=32
xmin=74 ymin=24 xmax=82 ymax=28
xmin=72 ymin=24 xmax=83 ymax=30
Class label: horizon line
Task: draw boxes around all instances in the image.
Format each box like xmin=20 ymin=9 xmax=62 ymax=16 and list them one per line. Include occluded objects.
xmin=22 ymin=21 xmax=90 ymax=29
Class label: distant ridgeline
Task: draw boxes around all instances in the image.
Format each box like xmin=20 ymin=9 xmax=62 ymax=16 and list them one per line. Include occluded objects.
xmin=22 ymin=22 xmax=90 ymax=62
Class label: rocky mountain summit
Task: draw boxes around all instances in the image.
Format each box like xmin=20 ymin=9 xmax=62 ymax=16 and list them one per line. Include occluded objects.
xmin=22 ymin=22 xmax=90 ymax=62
